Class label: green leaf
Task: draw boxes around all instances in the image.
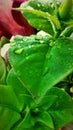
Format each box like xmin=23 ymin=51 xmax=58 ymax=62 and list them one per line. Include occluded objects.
xmin=16 ymin=6 xmax=61 ymax=36
xmin=0 ymin=56 xmax=7 ymax=84
xmin=0 ymin=84 xmax=21 ymax=130
xmin=0 ymin=107 xmax=21 ymax=130
xmin=22 ymin=0 xmax=54 ymax=14
xmin=20 ymin=9 xmax=55 ymax=36
xmin=38 ymin=37 xmax=73 ymax=99
xmin=7 ymin=69 xmax=37 ymax=111
xmin=59 ymin=0 xmax=73 ymax=20
xmin=60 ymin=24 xmax=73 ymax=37
xmin=8 ymin=36 xmax=73 ymax=103
xmin=37 ymin=111 xmax=54 ymax=129
xmin=8 ymin=35 xmax=50 ymax=100
xmin=38 ymin=95 xmax=57 ymax=110
xmin=48 ymin=87 xmax=73 ymax=129
xmin=12 ymin=106 xmax=35 ymax=130
xmin=7 ymin=69 xmax=29 ymax=109
xmin=0 ymin=84 xmax=20 ymax=112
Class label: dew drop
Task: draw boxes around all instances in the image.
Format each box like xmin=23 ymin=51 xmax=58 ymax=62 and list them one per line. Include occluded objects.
xmin=23 ymin=37 xmax=27 ymax=41
xmin=35 ymin=35 xmax=42 ymax=40
xmin=28 ymin=45 xmax=34 ymax=49
xmin=19 ymin=41 xmax=23 ymax=44
xmin=70 ymin=87 xmax=73 ymax=93
xmin=68 ymin=48 xmax=72 ymax=51
xmin=14 ymin=48 xmax=24 ymax=54
xmin=37 ymin=3 xmax=40 ymax=7
xmin=28 ymin=45 xmax=32 ymax=48
xmin=18 ymin=44 xmax=21 ymax=47
xmin=40 ymin=40 xmax=44 ymax=44
xmin=25 ymin=57 xmax=29 ymax=60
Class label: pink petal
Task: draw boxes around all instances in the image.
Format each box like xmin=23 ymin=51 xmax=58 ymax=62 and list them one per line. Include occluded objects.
xmin=13 ymin=0 xmax=28 ymax=2
xmin=0 ymin=0 xmax=35 ymax=39
xmin=0 ymin=0 xmax=22 ymax=34
xmin=12 ymin=0 xmax=35 ymax=35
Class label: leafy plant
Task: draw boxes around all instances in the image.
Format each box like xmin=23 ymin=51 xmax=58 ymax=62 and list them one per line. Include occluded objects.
xmin=0 ymin=0 xmax=73 ymax=130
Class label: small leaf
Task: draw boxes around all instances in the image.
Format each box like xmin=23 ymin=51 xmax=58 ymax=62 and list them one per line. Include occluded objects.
xmin=37 ymin=111 xmax=54 ymax=129
xmin=7 ymin=69 xmax=37 ymax=110
xmin=48 ymin=87 xmax=73 ymax=129
xmin=0 ymin=84 xmax=20 ymax=112
xmin=7 ymin=69 xmax=29 ymax=109
xmin=60 ymin=24 xmax=73 ymax=37
xmin=14 ymin=107 xmax=34 ymax=129
xmin=0 ymin=107 xmax=20 ymax=130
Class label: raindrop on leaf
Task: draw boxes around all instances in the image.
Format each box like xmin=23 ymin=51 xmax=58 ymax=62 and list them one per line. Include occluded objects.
xmin=14 ymin=48 xmax=24 ymax=54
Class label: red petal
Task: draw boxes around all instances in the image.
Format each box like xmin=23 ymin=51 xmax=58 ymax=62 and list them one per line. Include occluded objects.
xmin=0 ymin=0 xmax=35 ymax=39
xmin=12 ymin=0 xmax=35 ymax=35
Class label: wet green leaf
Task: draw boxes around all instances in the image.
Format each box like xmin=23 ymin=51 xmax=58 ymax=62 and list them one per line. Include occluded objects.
xmin=48 ymin=87 xmax=73 ymax=129
xmin=38 ymin=37 xmax=73 ymax=99
xmin=8 ymin=35 xmax=50 ymax=100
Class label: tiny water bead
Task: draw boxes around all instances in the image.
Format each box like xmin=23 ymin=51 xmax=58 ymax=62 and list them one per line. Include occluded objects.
xmin=28 ymin=45 xmax=35 ymax=49
xmin=37 ymin=3 xmax=41 ymax=7
xmin=40 ymin=40 xmax=44 ymax=44
xmin=23 ymin=37 xmax=28 ymax=42
xmin=14 ymin=48 xmax=24 ymax=54
xmin=35 ymin=35 xmax=43 ymax=40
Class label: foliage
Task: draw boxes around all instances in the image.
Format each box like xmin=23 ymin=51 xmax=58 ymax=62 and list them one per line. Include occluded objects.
xmin=0 ymin=0 xmax=73 ymax=130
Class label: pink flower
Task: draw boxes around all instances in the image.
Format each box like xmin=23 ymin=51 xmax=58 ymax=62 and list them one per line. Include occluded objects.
xmin=0 ymin=0 xmax=35 ymax=39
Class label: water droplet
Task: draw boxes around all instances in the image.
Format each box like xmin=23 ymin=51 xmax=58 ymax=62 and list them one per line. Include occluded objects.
xmin=37 ymin=3 xmax=40 ymax=7
xmin=25 ymin=57 xmax=29 ymax=60
xmin=46 ymin=12 xmax=49 ymax=15
xmin=28 ymin=45 xmax=34 ymax=48
xmin=15 ymin=48 xmax=24 ymax=54
xmin=23 ymin=37 xmax=27 ymax=41
xmin=70 ymin=87 xmax=73 ymax=93
xmin=40 ymin=40 xmax=44 ymax=44
xmin=61 ymin=88 xmax=65 ymax=91
xmin=68 ymin=48 xmax=72 ymax=51
xmin=19 ymin=41 xmax=23 ymax=44
xmin=35 ymin=35 xmax=42 ymax=40
xmin=17 ymin=44 xmax=22 ymax=48
xmin=28 ymin=45 xmax=32 ymax=48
